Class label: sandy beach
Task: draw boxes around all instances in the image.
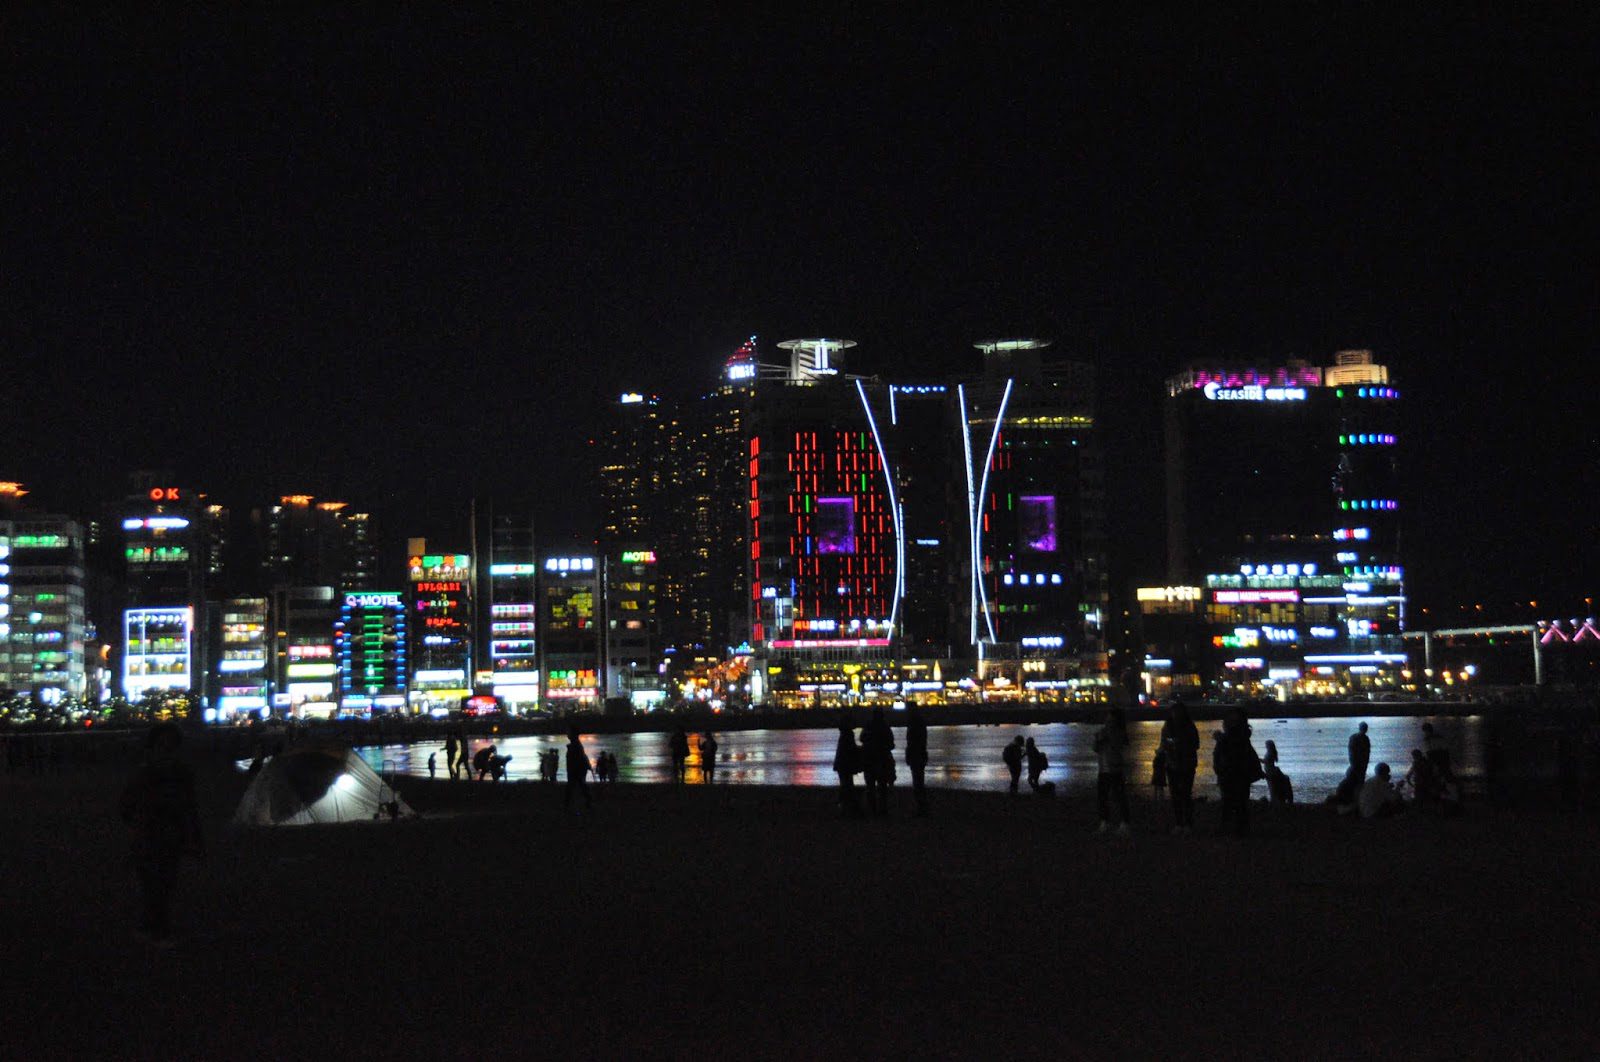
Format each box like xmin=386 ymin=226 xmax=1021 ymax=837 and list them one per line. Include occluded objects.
xmin=2 ymin=760 xmax=1596 ymax=1060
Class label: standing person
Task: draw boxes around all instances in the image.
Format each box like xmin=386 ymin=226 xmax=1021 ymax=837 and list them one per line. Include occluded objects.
xmin=832 ymin=723 xmax=864 ymax=817
xmin=427 ymin=752 xmax=437 ymax=780
xmin=1024 ymin=737 xmax=1049 ymax=792
xmin=1215 ymin=709 xmax=1265 ymax=836
xmin=444 ymin=731 xmax=459 ymax=781
xmin=904 ymin=705 xmax=929 ymax=816
xmin=1002 ymin=736 xmax=1025 ymax=795
xmin=670 ymin=726 xmax=691 ymax=783
xmin=860 ymin=707 xmax=896 ymax=815
xmin=1422 ymin=722 xmax=1453 ymax=782
xmin=119 ymin=723 xmax=204 ymax=944
xmin=1161 ymin=700 xmax=1200 ymax=834
xmin=1348 ymin=722 xmax=1371 ymax=781
xmin=1093 ymin=708 xmax=1132 ymax=834
xmin=700 ymin=733 xmax=719 ymax=783
xmin=564 ymin=728 xmax=593 ymax=812
xmin=454 ymin=728 xmax=471 ymax=780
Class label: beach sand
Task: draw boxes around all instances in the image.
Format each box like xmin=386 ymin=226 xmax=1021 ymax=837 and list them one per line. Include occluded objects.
xmin=2 ymin=762 xmax=1595 ymax=1059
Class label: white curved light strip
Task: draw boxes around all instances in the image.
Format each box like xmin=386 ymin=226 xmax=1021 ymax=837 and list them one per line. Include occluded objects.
xmin=856 ymin=380 xmax=905 ymax=634
xmin=972 ymin=379 xmax=1013 ymax=644
xmin=958 ymin=384 xmax=979 ymax=645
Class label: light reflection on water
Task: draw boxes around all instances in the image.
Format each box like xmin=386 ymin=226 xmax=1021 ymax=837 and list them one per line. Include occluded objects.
xmin=357 ymin=715 xmax=1481 ymax=802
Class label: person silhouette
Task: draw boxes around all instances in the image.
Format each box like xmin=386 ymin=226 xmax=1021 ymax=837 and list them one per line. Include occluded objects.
xmin=564 ymin=728 xmax=593 ymax=811
xmin=1002 ymin=736 xmax=1025 ymax=795
xmin=700 ymin=733 xmax=719 ymax=783
xmin=1215 ymin=709 xmax=1264 ymax=836
xmin=1161 ymin=700 xmax=1200 ymax=834
xmin=444 ymin=731 xmax=459 ymax=781
xmin=860 ymin=707 xmax=896 ymax=815
xmin=1264 ymin=739 xmax=1294 ymax=804
xmin=1024 ymin=737 xmax=1048 ymax=792
xmin=427 ymin=751 xmax=437 ymax=780
xmin=904 ymin=705 xmax=929 ymax=816
xmin=1349 ymin=722 xmax=1371 ymax=780
xmin=670 ymin=726 xmax=691 ymax=783
xmin=473 ymin=744 xmax=496 ymax=781
xmin=1093 ymin=709 xmax=1132 ymax=834
xmin=119 ymin=722 xmax=204 ymax=944
xmin=832 ymin=723 xmax=864 ymax=817
xmin=1422 ymin=722 xmax=1454 ymax=782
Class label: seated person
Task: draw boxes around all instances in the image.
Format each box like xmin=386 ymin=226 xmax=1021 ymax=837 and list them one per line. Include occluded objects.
xmin=1359 ymin=762 xmax=1406 ymax=818
xmin=490 ymin=754 xmax=512 ymax=782
xmin=1404 ymin=749 xmax=1439 ymax=802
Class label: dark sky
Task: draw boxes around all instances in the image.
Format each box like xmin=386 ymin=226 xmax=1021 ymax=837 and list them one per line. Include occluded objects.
xmin=4 ymin=9 xmax=1596 ymax=614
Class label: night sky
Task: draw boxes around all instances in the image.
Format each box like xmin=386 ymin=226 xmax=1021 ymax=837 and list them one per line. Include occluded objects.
xmin=4 ymin=9 xmax=1596 ymax=615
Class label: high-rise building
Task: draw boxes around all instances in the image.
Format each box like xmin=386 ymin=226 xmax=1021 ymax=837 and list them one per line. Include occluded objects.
xmin=212 ymin=596 xmax=269 ymax=720
xmin=674 ymin=338 xmax=757 ymax=656
xmin=118 ymin=478 xmax=224 ymax=700
xmin=539 ymin=552 xmax=600 ymax=710
xmin=270 ymin=585 xmax=339 ymax=714
xmin=483 ymin=511 xmax=539 ymax=711
xmin=335 ymin=590 xmax=408 ymax=713
xmin=0 ymin=488 xmax=87 ymax=702
xmin=751 ymin=340 xmax=898 ymax=656
xmin=406 ymin=541 xmax=473 ymax=711
xmin=254 ymin=495 xmax=376 ymax=592
xmin=1156 ymin=350 xmax=1405 ymax=695
xmin=598 ymin=394 xmax=673 ymax=546
xmin=604 ymin=546 xmax=665 ymax=708
xmin=958 ymin=340 xmax=1109 ymax=692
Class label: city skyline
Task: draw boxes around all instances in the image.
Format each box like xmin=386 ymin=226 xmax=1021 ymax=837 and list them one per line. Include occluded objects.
xmin=4 ymin=9 xmax=1594 ymax=614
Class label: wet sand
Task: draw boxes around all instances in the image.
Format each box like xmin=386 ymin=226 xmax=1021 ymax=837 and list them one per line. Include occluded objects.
xmin=2 ymin=764 xmax=1596 ymax=1059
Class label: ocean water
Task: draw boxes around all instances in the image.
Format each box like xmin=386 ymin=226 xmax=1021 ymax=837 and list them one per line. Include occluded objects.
xmin=358 ymin=714 xmax=1481 ymax=803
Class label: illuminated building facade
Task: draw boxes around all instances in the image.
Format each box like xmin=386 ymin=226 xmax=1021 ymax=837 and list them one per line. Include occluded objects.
xmin=672 ymin=337 xmax=757 ymax=656
xmin=212 ymin=597 xmax=269 ymax=720
xmin=0 ymin=504 xmax=87 ymax=702
xmin=118 ymin=481 xmax=222 ymax=700
xmin=335 ymin=590 xmax=408 ymax=713
xmin=539 ymin=553 xmax=600 ymax=709
xmin=959 ymin=341 xmax=1109 ymax=696
xmin=255 ymin=494 xmax=375 ymax=591
xmin=881 ymin=384 xmax=961 ymax=659
xmin=271 ymin=585 xmax=338 ymax=714
xmin=484 ymin=511 xmax=539 ymax=711
xmin=1159 ymin=350 xmax=1405 ymax=694
xmin=605 ymin=547 xmax=665 ymax=708
xmin=406 ymin=542 xmax=473 ymax=710
xmin=751 ymin=341 xmax=899 ymax=667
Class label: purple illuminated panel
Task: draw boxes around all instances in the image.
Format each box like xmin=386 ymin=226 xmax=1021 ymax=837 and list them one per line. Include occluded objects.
xmin=815 ymin=497 xmax=856 ymax=554
xmin=1019 ymin=495 xmax=1057 ymax=553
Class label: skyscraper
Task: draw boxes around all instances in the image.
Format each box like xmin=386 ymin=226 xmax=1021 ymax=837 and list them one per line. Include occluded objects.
xmin=1156 ymin=350 xmax=1405 ymax=695
xmin=0 ymin=484 xmax=87 ymax=702
xmin=959 ymin=341 xmax=1109 ymax=688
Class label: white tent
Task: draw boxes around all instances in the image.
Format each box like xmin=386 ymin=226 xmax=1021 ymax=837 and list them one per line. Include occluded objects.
xmin=234 ymin=745 xmax=414 ymax=826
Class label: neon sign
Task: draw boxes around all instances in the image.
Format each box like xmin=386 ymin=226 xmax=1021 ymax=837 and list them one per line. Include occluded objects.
xmin=490 ymin=563 xmax=538 ymax=575
xmin=147 ymin=487 xmax=182 ymax=501
xmin=619 ymin=550 xmax=656 ymax=564
xmin=1137 ymin=586 xmax=1202 ymax=602
xmin=344 ymin=592 xmax=403 ymax=609
xmin=545 ymin=557 xmax=595 ymax=572
xmin=619 ymin=393 xmax=645 ymax=404
xmin=122 ymin=517 xmax=190 ymax=531
xmin=727 ymin=362 xmax=756 ymax=381
xmin=1202 ymin=382 xmax=1306 ymax=402
xmin=1214 ymin=590 xmax=1299 ymax=603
